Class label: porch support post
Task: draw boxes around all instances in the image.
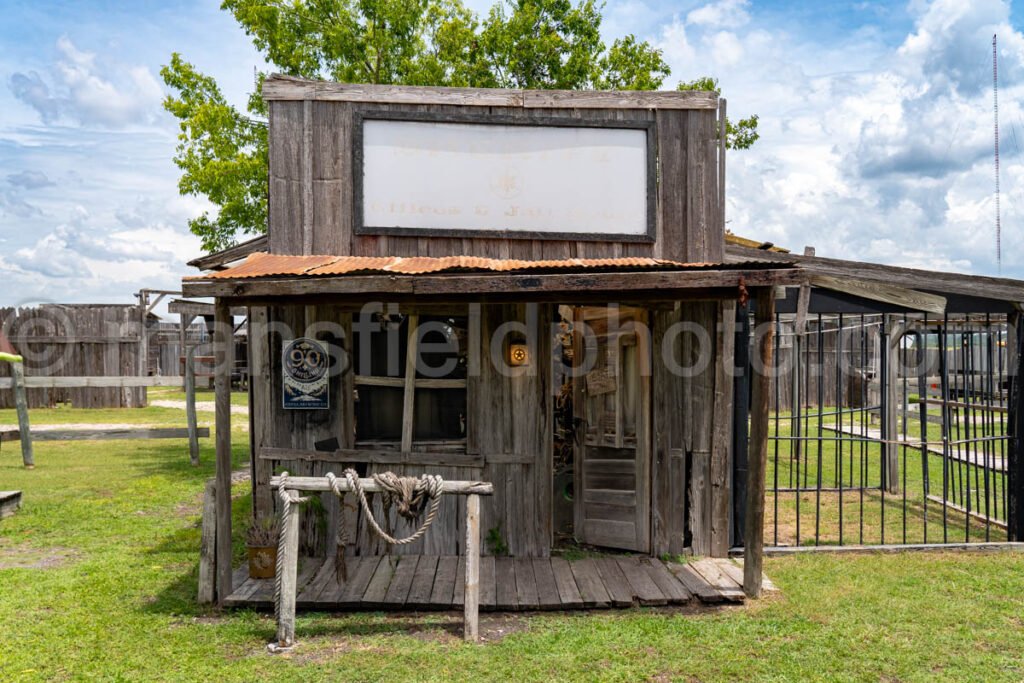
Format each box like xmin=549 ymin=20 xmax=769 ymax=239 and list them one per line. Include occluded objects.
xmin=464 ymin=493 xmax=481 ymax=642
xmin=882 ymin=315 xmax=901 ymax=494
xmin=214 ymin=299 xmax=234 ymax=603
xmin=744 ymin=287 xmax=775 ymax=598
xmin=274 ymin=489 xmax=302 ymax=649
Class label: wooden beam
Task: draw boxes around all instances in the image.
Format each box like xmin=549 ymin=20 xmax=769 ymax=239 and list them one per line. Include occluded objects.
xmin=0 ymin=376 xmax=185 ymax=390
xmin=882 ymin=315 xmax=901 ymax=494
xmin=464 ymin=494 xmax=481 ymax=642
xmin=182 ymin=267 xmax=803 ymax=300
xmin=809 ymin=274 xmax=945 ymax=315
xmin=259 ymin=446 xmax=486 ymax=467
xmin=0 ymin=427 xmax=209 ymax=442
xmin=710 ymin=301 xmax=736 ymax=557
xmin=269 ymin=475 xmax=494 ymax=495
xmin=214 ymin=299 xmax=234 ymax=604
xmin=187 ymin=234 xmax=268 ymax=271
xmin=743 ymin=288 xmax=774 ymax=598
xmin=726 ymin=243 xmax=1024 ymax=304
xmin=401 ymin=314 xmax=419 ymax=453
xmin=262 ymin=75 xmax=718 ymax=110
xmin=354 ymin=375 xmax=465 ymax=389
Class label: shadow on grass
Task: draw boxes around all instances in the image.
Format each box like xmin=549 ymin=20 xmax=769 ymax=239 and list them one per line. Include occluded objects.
xmin=141 ymin=490 xmax=254 ymax=618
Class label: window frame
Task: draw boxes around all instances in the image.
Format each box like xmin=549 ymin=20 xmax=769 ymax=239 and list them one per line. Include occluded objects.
xmin=353 ymin=309 xmax=469 ymax=452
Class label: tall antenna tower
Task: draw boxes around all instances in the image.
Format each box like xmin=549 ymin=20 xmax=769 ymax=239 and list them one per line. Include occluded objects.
xmin=993 ymin=34 xmax=1002 ymax=274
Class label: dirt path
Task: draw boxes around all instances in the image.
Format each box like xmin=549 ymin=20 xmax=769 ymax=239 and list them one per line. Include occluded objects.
xmin=150 ymin=399 xmax=249 ymax=416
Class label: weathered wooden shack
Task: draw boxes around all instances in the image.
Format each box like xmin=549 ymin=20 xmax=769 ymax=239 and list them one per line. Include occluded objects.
xmin=183 ymin=75 xmax=802 ymax=605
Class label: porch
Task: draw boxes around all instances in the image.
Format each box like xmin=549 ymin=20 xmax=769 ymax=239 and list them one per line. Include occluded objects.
xmin=225 ymin=554 xmax=764 ymax=611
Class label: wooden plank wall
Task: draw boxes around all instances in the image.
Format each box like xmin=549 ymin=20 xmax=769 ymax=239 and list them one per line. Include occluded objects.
xmin=268 ymin=100 xmax=722 ymax=264
xmin=0 ymin=305 xmax=147 ymax=409
xmin=650 ymin=300 xmax=730 ymax=556
xmin=252 ymin=302 xmax=554 ymax=559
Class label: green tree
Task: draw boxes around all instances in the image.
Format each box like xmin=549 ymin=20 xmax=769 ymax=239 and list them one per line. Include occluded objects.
xmin=678 ymin=76 xmax=759 ymax=150
xmin=163 ymin=0 xmax=757 ymax=251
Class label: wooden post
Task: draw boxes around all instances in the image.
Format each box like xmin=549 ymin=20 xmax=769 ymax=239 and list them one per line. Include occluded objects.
xmin=464 ymin=493 xmax=481 ymax=642
xmin=214 ymin=300 xmax=234 ymax=604
xmin=197 ymin=480 xmax=216 ymax=604
xmin=185 ymin=344 xmax=200 ymax=466
xmin=882 ymin=315 xmax=901 ymax=494
xmin=275 ymin=490 xmax=302 ymax=649
xmin=744 ymin=288 xmax=774 ymax=598
xmin=11 ymin=360 xmax=34 ymax=469
xmin=1008 ymin=311 xmax=1023 ymax=541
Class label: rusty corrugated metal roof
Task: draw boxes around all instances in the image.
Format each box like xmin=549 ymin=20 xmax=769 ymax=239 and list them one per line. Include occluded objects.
xmin=185 ymin=252 xmax=757 ymax=280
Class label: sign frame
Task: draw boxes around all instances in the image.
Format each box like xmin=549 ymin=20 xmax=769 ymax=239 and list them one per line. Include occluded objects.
xmin=352 ymin=109 xmax=658 ymax=243
xmin=281 ymin=337 xmax=330 ymax=410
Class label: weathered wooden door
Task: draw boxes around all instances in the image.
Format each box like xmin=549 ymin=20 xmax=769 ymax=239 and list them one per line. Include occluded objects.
xmin=572 ymin=306 xmax=651 ymax=552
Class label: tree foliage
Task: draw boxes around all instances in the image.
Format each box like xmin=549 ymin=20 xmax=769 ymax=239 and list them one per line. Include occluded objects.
xmin=163 ymin=0 xmax=758 ymax=251
xmin=678 ymin=76 xmax=759 ymax=150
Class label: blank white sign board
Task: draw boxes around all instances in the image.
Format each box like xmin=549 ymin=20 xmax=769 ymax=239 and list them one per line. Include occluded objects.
xmin=361 ymin=119 xmax=649 ymax=237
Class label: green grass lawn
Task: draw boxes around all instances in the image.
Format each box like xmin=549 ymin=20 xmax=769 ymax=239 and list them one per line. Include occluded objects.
xmin=766 ymin=407 xmax=1009 ymax=547
xmin=149 ymin=385 xmax=251 ymax=408
xmin=2 ymin=407 xmax=1024 ymax=681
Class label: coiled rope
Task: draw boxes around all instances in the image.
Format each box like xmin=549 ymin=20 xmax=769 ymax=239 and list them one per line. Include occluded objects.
xmin=326 ymin=468 xmax=444 ymax=546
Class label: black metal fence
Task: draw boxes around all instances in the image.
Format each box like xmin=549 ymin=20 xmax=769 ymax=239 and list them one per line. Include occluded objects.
xmin=762 ymin=309 xmax=1018 ymax=548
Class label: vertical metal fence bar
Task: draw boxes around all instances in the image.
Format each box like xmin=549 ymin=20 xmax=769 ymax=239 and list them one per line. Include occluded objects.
xmin=940 ymin=315 xmax=951 ymax=544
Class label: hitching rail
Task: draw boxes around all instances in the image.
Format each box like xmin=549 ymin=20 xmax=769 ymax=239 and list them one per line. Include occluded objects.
xmin=269 ymin=474 xmax=494 ymax=649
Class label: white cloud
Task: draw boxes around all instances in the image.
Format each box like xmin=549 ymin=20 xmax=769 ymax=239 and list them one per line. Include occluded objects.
xmin=686 ymin=0 xmax=750 ymax=29
xmin=8 ymin=36 xmax=163 ymax=129
xmin=6 ymin=170 xmax=54 ymax=189
xmin=652 ymin=0 xmax=1024 ymax=278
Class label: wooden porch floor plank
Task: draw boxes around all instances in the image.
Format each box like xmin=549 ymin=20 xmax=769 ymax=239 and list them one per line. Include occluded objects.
xmin=406 ymin=555 xmax=439 ymax=608
xmin=231 ymin=565 xmax=248 ymax=590
xmin=383 ymin=555 xmax=420 ymax=606
xmin=429 ymin=556 xmax=458 ymax=607
xmin=666 ymin=562 xmax=724 ymax=603
xmin=569 ymin=559 xmax=610 ymax=608
xmin=362 ymin=556 xmax=397 ymax=607
xmin=594 ymin=558 xmax=635 ymax=607
xmin=615 ymin=557 xmax=667 ymax=605
xmin=646 ymin=560 xmax=691 ymax=604
xmin=479 ymin=556 xmax=496 ymax=609
xmin=298 ymin=558 xmax=336 ymax=606
xmin=532 ymin=559 xmax=561 ymax=610
xmin=689 ymin=559 xmax=745 ymax=602
xmin=494 ymin=557 xmax=518 ymax=610
xmin=318 ymin=557 xmax=360 ymax=604
xmin=550 ymin=557 xmax=584 ymax=608
xmin=513 ymin=558 xmax=539 ymax=609
xmin=224 ymin=576 xmax=261 ymax=605
xmin=339 ymin=556 xmax=380 ymax=606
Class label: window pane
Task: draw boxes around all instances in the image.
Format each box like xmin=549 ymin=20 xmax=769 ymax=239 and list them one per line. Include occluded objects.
xmin=413 ymin=388 xmax=466 ymax=440
xmin=355 ymin=386 xmax=404 ymax=442
xmin=415 ymin=316 xmax=468 ymax=380
xmin=353 ymin=314 xmax=408 ymax=378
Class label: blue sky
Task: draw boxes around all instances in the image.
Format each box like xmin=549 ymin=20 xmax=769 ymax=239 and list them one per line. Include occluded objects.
xmin=1 ymin=0 xmax=1023 ymax=314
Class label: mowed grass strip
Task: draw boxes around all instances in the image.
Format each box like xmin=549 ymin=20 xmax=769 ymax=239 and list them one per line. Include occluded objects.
xmin=1 ymin=405 xmax=1023 ymax=681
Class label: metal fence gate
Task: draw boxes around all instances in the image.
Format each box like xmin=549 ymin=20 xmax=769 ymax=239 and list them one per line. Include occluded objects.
xmin=736 ymin=293 xmax=1023 ymax=549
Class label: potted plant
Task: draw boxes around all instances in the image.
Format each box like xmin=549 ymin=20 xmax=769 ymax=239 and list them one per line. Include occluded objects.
xmin=246 ymin=517 xmax=280 ymax=579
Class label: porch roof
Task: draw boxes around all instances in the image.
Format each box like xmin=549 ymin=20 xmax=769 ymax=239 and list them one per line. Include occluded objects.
xmin=181 ymin=252 xmax=801 ymax=301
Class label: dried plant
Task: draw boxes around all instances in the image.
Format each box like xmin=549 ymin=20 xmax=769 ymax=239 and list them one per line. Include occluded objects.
xmin=246 ymin=516 xmax=280 ymax=547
